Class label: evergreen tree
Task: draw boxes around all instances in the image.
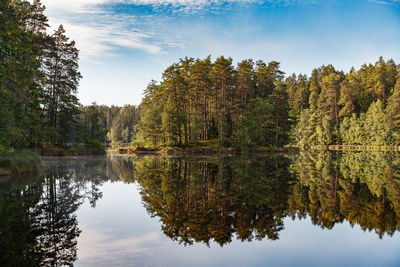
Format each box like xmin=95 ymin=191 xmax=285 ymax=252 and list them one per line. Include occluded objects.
xmin=236 ymin=59 xmax=255 ymax=110
xmin=338 ymin=70 xmax=358 ymax=118
xmin=308 ymin=69 xmax=321 ymax=112
xmin=212 ymin=56 xmax=235 ymax=147
xmin=43 ymin=25 xmax=82 ymax=145
xmin=364 ymin=100 xmax=390 ymax=145
xmin=386 ymin=74 xmax=400 ymax=144
xmin=292 ymin=74 xmax=309 ymax=115
xmin=190 ymin=57 xmax=212 ymax=141
xmin=135 ymin=81 xmax=163 ymax=147
xmin=234 ymin=98 xmax=274 ymax=148
xmin=78 ymin=103 xmax=107 ymax=147
xmin=0 ymin=0 xmax=43 ymax=150
xmin=270 ymin=83 xmax=289 ymax=146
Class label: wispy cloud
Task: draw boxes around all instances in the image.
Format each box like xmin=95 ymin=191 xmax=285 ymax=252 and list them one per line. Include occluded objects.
xmin=39 ymin=0 xmax=296 ymax=58
xmin=41 ymin=1 xmax=181 ymax=58
xmin=49 ymin=20 xmax=162 ymax=57
xmin=77 ymin=225 xmax=164 ymax=265
xmin=369 ymin=0 xmax=400 ymax=4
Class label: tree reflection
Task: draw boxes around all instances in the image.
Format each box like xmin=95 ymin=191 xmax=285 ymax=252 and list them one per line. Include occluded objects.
xmin=0 ymin=158 xmax=107 ymax=266
xmin=131 ymin=152 xmax=400 ymax=246
xmin=289 ymin=151 xmax=400 ymax=238
xmin=133 ymin=155 xmax=292 ymax=246
xmin=1 ymin=152 xmax=400 ymax=264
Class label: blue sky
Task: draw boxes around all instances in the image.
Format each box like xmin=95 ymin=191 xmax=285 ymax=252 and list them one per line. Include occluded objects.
xmin=40 ymin=0 xmax=400 ymax=106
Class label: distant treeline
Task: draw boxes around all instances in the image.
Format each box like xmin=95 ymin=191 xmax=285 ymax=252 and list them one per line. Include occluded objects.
xmin=132 ymin=56 xmax=400 ymax=149
xmin=0 ymin=0 xmax=106 ymax=152
xmin=96 ymin=105 xmax=139 ymax=145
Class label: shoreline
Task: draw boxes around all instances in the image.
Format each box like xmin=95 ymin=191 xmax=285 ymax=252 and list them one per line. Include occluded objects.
xmin=110 ymin=146 xmax=300 ymax=156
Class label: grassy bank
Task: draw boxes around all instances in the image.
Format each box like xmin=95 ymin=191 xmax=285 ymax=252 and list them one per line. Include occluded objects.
xmin=0 ymin=151 xmax=41 ymax=176
xmin=35 ymin=145 xmax=106 ymax=156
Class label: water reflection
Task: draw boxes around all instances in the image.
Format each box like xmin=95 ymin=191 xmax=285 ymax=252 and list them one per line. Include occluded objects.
xmin=1 ymin=153 xmax=400 ymax=265
xmin=132 ymin=153 xmax=400 ymax=245
xmin=290 ymin=152 xmax=400 ymax=237
xmin=0 ymin=158 xmax=108 ymax=266
xmin=133 ymin=155 xmax=292 ymax=246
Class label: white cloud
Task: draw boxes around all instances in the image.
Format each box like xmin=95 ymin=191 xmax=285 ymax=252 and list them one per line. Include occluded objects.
xmin=49 ymin=21 xmax=161 ymax=58
xmin=41 ymin=0 xmax=167 ymax=58
xmin=37 ymin=0 xmax=298 ymax=58
xmin=77 ymin=226 xmax=164 ymax=265
xmin=368 ymin=0 xmax=400 ymax=4
xmin=42 ymin=0 xmax=264 ymax=14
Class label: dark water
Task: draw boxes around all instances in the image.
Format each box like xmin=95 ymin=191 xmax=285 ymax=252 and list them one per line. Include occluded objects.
xmin=1 ymin=152 xmax=400 ymax=266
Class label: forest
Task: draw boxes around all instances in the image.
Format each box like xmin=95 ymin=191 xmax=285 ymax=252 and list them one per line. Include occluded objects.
xmin=132 ymin=56 xmax=400 ymax=150
xmin=0 ymin=0 xmax=105 ymax=155
xmin=2 ymin=1 xmax=400 ymax=155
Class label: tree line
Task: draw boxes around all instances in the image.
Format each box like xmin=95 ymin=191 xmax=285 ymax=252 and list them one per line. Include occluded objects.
xmin=97 ymin=105 xmax=139 ymax=145
xmin=292 ymin=57 xmax=400 ymax=147
xmin=134 ymin=56 xmax=400 ymax=149
xmin=135 ymin=56 xmax=289 ymax=149
xmin=0 ymin=0 xmax=105 ymax=152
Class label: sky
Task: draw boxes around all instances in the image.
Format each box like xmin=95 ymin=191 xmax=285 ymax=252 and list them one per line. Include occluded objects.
xmin=39 ymin=0 xmax=400 ymax=106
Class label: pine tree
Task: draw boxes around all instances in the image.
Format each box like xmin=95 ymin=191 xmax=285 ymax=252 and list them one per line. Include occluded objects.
xmin=308 ymin=69 xmax=321 ymax=112
xmin=212 ymin=56 xmax=234 ymax=147
xmin=386 ymin=75 xmax=400 ymax=144
xmin=0 ymin=0 xmax=42 ymax=150
xmin=190 ymin=57 xmax=212 ymax=141
xmin=236 ymin=59 xmax=255 ymax=110
xmin=135 ymin=81 xmax=163 ymax=147
xmin=43 ymin=25 xmax=82 ymax=144
xmin=26 ymin=0 xmax=50 ymax=148
xmin=318 ymin=73 xmax=342 ymax=123
xmin=292 ymin=74 xmax=309 ymax=115
xmin=161 ymin=64 xmax=187 ymax=145
xmin=270 ymin=83 xmax=289 ymax=146
xmin=364 ymin=100 xmax=390 ymax=145
xmin=255 ymin=60 xmax=283 ymax=98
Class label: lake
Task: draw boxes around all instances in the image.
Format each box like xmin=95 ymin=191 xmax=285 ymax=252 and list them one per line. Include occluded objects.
xmin=1 ymin=152 xmax=400 ymax=266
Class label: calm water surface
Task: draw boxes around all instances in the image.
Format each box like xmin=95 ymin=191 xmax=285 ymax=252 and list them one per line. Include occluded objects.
xmin=1 ymin=152 xmax=400 ymax=266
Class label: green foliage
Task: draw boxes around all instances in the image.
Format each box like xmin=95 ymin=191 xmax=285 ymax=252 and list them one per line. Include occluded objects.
xmin=233 ymin=97 xmax=274 ymax=148
xmin=134 ymin=56 xmax=289 ymax=149
xmin=0 ymin=0 xmax=100 ymax=151
xmin=363 ymin=100 xmax=391 ymax=145
xmin=0 ymin=0 xmax=44 ymax=150
xmin=292 ymin=58 xmax=400 ymax=148
xmin=340 ymin=114 xmax=364 ymax=145
xmin=43 ymin=24 xmax=81 ymax=145
xmin=77 ymin=103 xmax=107 ymax=147
xmin=107 ymin=105 xmax=139 ymax=144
